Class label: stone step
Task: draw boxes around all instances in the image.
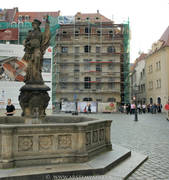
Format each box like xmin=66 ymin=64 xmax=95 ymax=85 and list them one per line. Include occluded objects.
xmin=0 ymin=144 xmax=147 ymax=180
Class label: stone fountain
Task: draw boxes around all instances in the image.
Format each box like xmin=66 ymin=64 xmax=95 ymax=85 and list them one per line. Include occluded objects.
xmin=0 ymin=17 xmax=147 ymax=179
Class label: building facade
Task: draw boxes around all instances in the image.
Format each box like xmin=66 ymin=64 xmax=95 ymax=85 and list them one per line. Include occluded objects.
xmin=52 ymin=12 xmax=130 ymax=107
xmin=131 ymin=53 xmax=147 ymax=104
xmin=145 ymin=26 xmax=169 ymax=108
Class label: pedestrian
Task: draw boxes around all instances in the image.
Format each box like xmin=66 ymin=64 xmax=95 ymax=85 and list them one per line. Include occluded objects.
xmin=142 ymin=104 xmax=146 ymax=113
xmin=164 ymin=101 xmax=169 ymax=120
xmin=5 ymin=98 xmax=15 ymax=116
xmin=131 ymin=103 xmax=135 ymax=114
xmin=87 ymin=103 xmax=91 ymax=113
xmin=137 ymin=103 xmax=142 ymax=114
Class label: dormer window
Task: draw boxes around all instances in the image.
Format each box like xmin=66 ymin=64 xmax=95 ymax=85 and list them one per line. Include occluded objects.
xmin=42 ymin=17 xmax=46 ymax=21
xmin=86 ymin=17 xmax=90 ymax=21
xmin=25 ymin=15 xmax=30 ymax=21
xmin=77 ymin=17 xmax=81 ymax=20
xmin=11 ymin=21 xmax=17 ymax=26
xmin=96 ymin=17 xmax=99 ymax=20
xmin=18 ymin=15 xmax=22 ymax=21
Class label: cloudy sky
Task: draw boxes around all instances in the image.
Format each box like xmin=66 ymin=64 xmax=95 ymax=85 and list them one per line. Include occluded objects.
xmin=1 ymin=0 xmax=169 ymax=62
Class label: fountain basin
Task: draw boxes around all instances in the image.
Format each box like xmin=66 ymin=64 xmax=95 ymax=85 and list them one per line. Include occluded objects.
xmin=0 ymin=116 xmax=112 ymax=168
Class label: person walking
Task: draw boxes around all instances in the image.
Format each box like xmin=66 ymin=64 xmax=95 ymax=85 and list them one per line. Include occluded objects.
xmin=5 ymin=98 xmax=15 ymax=116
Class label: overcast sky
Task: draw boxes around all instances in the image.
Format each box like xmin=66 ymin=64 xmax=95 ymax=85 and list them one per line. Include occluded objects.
xmin=1 ymin=0 xmax=169 ymax=62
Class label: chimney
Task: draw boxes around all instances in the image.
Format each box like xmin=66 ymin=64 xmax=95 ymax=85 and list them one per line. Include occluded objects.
xmin=97 ymin=10 xmax=99 ymax=14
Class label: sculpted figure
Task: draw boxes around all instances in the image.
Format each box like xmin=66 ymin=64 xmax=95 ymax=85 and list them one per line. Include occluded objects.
xmin=23 ymin=15 xmax=50 ymax=83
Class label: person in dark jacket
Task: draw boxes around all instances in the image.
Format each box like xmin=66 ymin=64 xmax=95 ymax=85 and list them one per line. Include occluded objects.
xmin=5 ymin=99 xmax=15 ymax=116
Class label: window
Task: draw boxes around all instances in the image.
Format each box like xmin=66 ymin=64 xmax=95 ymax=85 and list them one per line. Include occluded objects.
xmin=86 ymin=17 xmax=90 ymax=21
xmin=149 ymin=81 xmax=153 ymax=89
xmin=18 ymin=15 xmax=22 ymax=21
xmin=85 ymin=27 xmax=91 ymax=34
xmin=96 ymin=77 xmax=101 ymax=90
xmin=60 ymin=82 xmax=67 ymax=89
xmin=156 ymin=79 xmax=161 ymax=88
xmin=108 ymin=83 xmax=115 ymax=89
xmin=108 ymin=64 xmax=113 ymax=70
xmin=84 ymin=45 xmax=91 ymax=53
xmin=97 ymin=30 xmax=101 ymax=36
xmin=96 ymin=46 xmax=101 ymax=53
xmin=107 ymin=98 xmax=116 ymax=102
xmin=61 ymin=47 xmax=68 ymax=53
xmin=83 ymin=97 xmax=93 ymax=101
xmin=96 ymin=77 xmax=101 ymax=82
xmin=84 ymin=77 xmax=91 ymax=89
xmin=25 ymin=15 xmax=30 ymax=21
xmin=84 ymin=64 xmax=90 ymax=71
xmin=96 ymin=83 xmax=101 ymax=90
xmin=74 ymin=47 xmax=79 ymax=54
xmin=156 ymin=61 xmax=161 ymax=70
xmin=107 ymin=46 xmax=115 ymax=53
xmin=96 ymin=64 xmax=102 ymax=72
xmin=77 ymin=17 xmax=81 ymax=20
xmin=60 ymin=64 xmax=67 ymax=70
xmin=74 ymin=64 xmax=80 ymax=72
xmin=74 ymin=83 xmax=79 ymax=90
xmin=75 ymin=30 xmax=79 ymax=36
xmin=96 ymin=17 xmax=99 ymax=20
xmin=148 ymin=65 xmax=153 ymax=73
xmin=109 ymin=30 xmax=113 ymax=35
xmin=83 ymin=59 xmax=92 ymax=62
xmin=62 ymin=31 xmax=67 ymax=35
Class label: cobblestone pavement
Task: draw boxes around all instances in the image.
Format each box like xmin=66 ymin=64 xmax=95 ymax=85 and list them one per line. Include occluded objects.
xmin=87 ymin=113 xmax=169 ymax=180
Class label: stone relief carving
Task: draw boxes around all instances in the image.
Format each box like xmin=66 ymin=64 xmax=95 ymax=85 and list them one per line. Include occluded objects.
xmin=58 ymin=135 xmax=72 ymax=149
xmin=18 ymin=136 xmax=33 ymax=152
xmin=86 ymin=132 xmax=91 ymax=146
xmin=93 ymin=130 xmax=98 ymax=143
xmin=39 ymin=135 xmax=53 ymax=151
xmin=99 ymin=129 xmax=105 ymax=141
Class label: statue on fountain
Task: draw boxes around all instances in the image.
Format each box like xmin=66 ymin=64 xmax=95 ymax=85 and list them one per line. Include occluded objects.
xmin=19 ymin=16 xmax=50 ymax=120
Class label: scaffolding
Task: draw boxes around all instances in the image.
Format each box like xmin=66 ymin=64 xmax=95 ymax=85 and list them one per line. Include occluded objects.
xmin=52 ymin=19 xmax=128 ymax=107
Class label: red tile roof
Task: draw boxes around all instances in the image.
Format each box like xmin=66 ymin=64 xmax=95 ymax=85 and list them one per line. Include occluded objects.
xmin=160 ymin=26 xmax=169 ymax=47
xmin=75 ymin=11 xmax=112 ymax=23
xmin=14 ymin=11 xmax=60 ymax=23
xmin=0 ymin=28 xmax=18 ymax=40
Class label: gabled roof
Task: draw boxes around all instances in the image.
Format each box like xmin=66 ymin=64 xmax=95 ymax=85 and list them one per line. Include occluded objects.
xmin=159 ymin=26 xmax=169 ymax=47
xmin=75 ymin=11 xmax=112 ymax=23
xmin=131 ymin=53 xmax=147 ymax=72
xmin=14 ymin=11 xmax=60 ymax=22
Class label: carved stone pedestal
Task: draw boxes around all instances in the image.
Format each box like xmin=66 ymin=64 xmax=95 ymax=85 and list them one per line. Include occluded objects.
xmin=19 ymin=83 xmax=50 ymax=120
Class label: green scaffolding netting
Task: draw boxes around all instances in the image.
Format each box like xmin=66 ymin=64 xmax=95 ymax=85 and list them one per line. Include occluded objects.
xmin=123 ymin=20 xmax=130 ymax=104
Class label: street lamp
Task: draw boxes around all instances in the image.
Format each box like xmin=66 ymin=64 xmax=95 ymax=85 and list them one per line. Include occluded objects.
xmin=133 ymin=84 xmax=139 ymax=121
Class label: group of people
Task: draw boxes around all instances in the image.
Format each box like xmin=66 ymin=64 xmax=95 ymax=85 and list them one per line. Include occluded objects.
xmin=120 ymin=103 xmax=163 ymax=114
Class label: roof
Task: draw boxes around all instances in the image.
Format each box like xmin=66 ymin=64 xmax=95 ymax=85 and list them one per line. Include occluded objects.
xmin=75 ymin=11 xmax=112 ymax=23
xmin=0 ymin=28 xmax=18 ymax=40
xmin=159 ymin=26 xmax=169 ymax=47
xmin=131 ymin=53 xmax=147 ymax=72
xmin=14 ymin=11 xmax=60 ymax=23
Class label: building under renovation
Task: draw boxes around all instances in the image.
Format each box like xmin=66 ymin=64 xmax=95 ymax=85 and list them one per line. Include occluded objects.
xmin=52 ymin=11 xmax=130 ymax=107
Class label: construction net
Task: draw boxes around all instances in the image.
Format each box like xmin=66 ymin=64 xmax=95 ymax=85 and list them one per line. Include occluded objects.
xmin=123 ymin=19 xmax=130 ymax=104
